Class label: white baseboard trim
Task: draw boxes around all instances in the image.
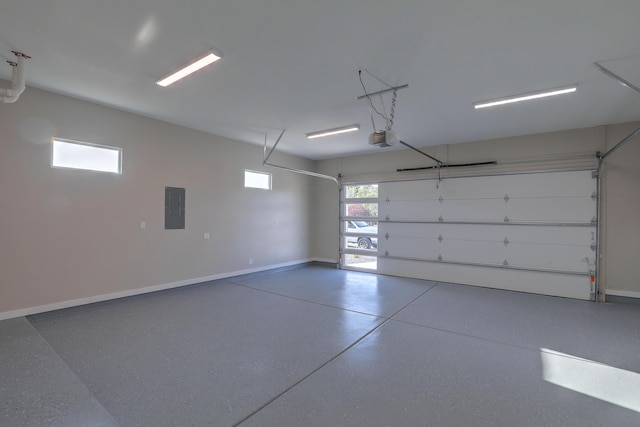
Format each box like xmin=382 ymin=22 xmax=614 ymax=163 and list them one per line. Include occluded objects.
xmin=0 ymin=259 xmax=316 ymax=321
xmin=605 ymin=289 xmax=640 ymax=299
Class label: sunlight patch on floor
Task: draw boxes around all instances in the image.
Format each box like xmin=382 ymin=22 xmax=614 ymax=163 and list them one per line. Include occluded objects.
xmin=541 ymin=348 xmax=640 ymax=413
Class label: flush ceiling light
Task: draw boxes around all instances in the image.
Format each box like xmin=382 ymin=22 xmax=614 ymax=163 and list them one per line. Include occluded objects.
xmin=156 ymin=50 xmax=222 ymax=87
xmin=474 ymin=85 xmax=577 ymax=109
xmin=306 ymin=124 xmax=360 ymax=139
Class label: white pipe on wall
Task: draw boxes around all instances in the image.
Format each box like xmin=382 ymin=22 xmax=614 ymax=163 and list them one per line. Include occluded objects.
xmin=1 ymin=53 xmax=27 ymax=103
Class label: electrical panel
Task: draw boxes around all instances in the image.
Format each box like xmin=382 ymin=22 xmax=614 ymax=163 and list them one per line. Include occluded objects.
xmin=165 ymin=187 xmax=185 ymax=230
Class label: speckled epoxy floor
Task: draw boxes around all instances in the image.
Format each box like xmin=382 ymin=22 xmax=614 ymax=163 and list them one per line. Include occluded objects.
xmin=2 ymin=264 xmax=640 ymax=426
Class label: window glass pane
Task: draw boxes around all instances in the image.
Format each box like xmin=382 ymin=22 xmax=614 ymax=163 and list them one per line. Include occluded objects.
xmin=52 ymin=139 xmax=121 ymax=174
xmin=345 ymin=184 xmax=378 ymax=199
xmin=343 ymin=254 xmax=377 ymax=270
xmin=342 ymin=183 xmax=379 ymax=270
xmin=344 ymin=220 xmax=378 ymax=251
xmin=345 ymin=203 xmax=378 ymax=217
xmin=245 ymin=170 xmax=271 ymax=190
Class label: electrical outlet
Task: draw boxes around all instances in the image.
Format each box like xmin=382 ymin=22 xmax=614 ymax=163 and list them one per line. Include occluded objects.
xmin=140 ymin=221 xmax=146 ymax=230
xmin=204 ymin=232 xmax=210 ymax=239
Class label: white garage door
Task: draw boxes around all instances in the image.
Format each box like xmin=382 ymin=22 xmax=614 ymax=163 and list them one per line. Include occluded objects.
xmin=376 ymin=170 xmax=597 ymax=300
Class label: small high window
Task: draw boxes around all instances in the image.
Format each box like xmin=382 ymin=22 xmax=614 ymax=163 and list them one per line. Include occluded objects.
xmin=52 ymin=138 xmax=122 ymax=174
xmin=244 ymin=170 xmax=271 ymax=190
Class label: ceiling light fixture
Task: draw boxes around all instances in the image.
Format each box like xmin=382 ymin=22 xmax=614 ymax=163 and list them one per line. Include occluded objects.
xmin=306 ymin=124 xmax=360 ymax=139
xmin=474 ymin=85 xmax=577 ymax=109
xmin=156 ymin=50 xmax=222 ymax=87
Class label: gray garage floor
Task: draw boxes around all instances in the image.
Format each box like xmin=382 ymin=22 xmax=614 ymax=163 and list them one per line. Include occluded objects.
xmin=1 ymin=264 xmax=640 ymax=426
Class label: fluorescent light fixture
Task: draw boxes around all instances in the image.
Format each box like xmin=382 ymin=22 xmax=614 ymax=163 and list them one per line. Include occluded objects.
xmin=156 ymin=50 xmax=222 ymax=87
xmin=306 ymin=124 xmax=360 ymax=139
xmin=474 ymin=85 xmax=577 ymax=109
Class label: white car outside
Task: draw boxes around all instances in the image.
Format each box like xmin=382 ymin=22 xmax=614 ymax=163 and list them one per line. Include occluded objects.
xmin=346 ymin=220 xmax=378 ymax=249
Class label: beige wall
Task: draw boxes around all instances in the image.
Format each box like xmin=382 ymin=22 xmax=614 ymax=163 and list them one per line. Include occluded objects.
xmin=2 ymin=83 xmax=638 ymax=315
xmin=602 ymin=122 xmax=640 ymax=296
xmin=312 ymin=123 xmax=640 ymax=297
xmin=0 ymin=86 xmax=314 ymax=316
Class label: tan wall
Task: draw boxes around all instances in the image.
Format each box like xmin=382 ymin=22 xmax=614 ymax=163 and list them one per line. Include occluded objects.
xmin=0 ymin=86 xmax=314 ymax=315
xmin=312 ymin=123 xmax=640 ymax=296
xmin=602 ymin=122 xmax=640 ymax=296
xmin=2 ymin=83 xmax=637 ymax=314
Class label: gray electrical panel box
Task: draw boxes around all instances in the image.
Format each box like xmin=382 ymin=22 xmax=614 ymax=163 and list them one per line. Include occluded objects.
xmin=165 ymin=187 xmax=185 ymax=230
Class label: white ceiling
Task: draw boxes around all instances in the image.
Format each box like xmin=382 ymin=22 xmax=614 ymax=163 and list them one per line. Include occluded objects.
xmin=2 ymin=0 xmax=640 ymax=160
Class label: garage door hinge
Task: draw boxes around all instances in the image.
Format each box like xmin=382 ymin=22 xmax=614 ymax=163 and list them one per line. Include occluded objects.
xmin=438 ymin=235 xmax=443 ymax=243
xmin=438 ymin=215 xmax=444 ymax=222
xmin=591 ymin=216 xmax=597 ymax=225
xmin=591 ymin=191 xmax=597 ymax=201
xmin=385 ymin=233 xmax=389 ymax=240
xmin=438 ymin=195 xmax=444 ymax=204
xmin=437 ymin=254 xmax=443 ymax=261
xmin=503 ymin=259 xmax=509 ymax=267
xmin=385 ymin=250 xmax=389 ymax=257
xmin=592 ymin=170 xmax=598 ymax=179
xmin=385 ymin=215 xmax=390 ymax=221
xmin=504 ymin=216 xmax=510 ymax=223
xmin=591 ymin=243 xmax=597 ymax=252
xmin=504 ymin=194 xmax=510 ymax=203
xmin=503 ymin=238 xmax=509 ymax=246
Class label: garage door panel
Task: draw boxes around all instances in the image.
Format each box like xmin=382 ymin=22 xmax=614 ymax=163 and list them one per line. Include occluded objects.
xmin=503 ymin=198 xmax=595 ymax=223
xmin=381 ymin=195 xmax=595 ymax=224
xmin=377 ymin=258 xmax=591 ymax=300
xmin=504 ymin=243 xmax=592 ymax=272
xmin=380 ymin=172 xmax=595 ymax=200
xmin=377 ymin=170 xmax=596 ymax=300
xmin=381 ymin=200 xmax=438 ymax=222
xmin=382 ymin=237 xmax=507 ymax=265
xmin=381 ymin=236 xmax=592 ymax=273
xmin=381 ymin=223 xmax=594 ymax=248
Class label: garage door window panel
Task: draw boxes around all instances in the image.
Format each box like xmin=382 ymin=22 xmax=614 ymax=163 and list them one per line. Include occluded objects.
xmin=342 ymin=184 xmax=379 ymax=269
